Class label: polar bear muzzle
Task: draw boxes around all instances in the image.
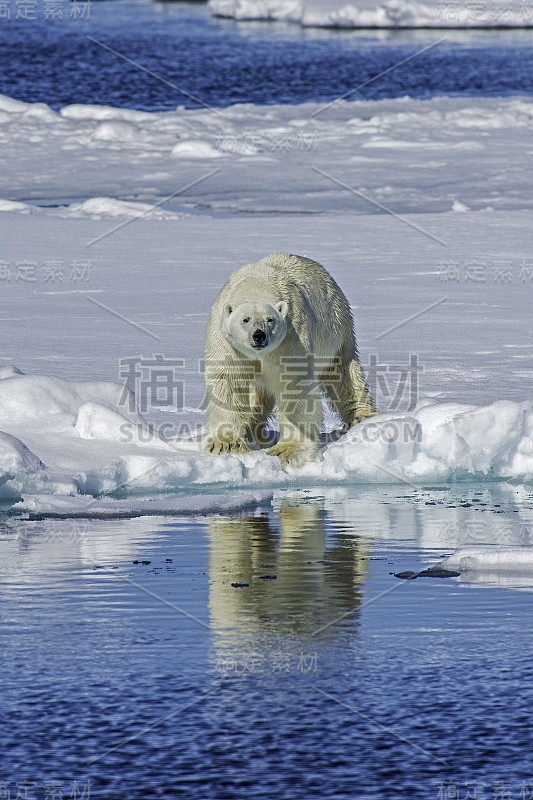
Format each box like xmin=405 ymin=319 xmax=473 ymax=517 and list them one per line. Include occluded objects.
xmin=251 ymin=328 xmax=268 ymax=348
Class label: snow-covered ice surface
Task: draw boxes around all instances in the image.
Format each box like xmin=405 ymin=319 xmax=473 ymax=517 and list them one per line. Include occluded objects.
xmin=10 ymin=490 xmax=273 ymax=519
xmin=6 ymin=92 xmax=533 ymax=214
xmin=0 ymin=369 xmax=532 ymax=511
xmin=208 ymin=0 xmax=533 ymax=28
xmin=1 ymin=92 xmax=533 ymax=517
xmin=439 ymin=545 xmax=533 ymax=588
xmin=442 ymin=545 xmax=533 ymax=571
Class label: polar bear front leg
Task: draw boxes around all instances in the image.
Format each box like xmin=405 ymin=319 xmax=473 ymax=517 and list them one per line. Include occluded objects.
xmin=266 ymin=370 xmax=323 ymax=468
xmin=204 ymin=404 xmax=251 ymax=455
xmin=202 ymin=366 xmax=255 ymax=456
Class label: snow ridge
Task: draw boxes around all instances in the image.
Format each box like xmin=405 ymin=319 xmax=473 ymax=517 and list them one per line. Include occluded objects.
xmin=0 ymin=369 xmax=532 ymax=516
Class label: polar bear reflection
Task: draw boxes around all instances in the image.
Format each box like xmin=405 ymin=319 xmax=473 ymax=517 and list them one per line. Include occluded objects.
xmin=207 ymin=498 xmax=370 ymax=672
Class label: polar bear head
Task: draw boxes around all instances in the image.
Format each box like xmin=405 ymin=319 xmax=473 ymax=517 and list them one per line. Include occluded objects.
xmin=222 ymin=300 xmax=289 ymax=358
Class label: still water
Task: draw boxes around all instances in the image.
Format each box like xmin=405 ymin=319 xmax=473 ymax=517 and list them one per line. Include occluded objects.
xmin=1 ymin=1 xmax=533 ymax=110
xmin=2 ymin=483 xmax=533 ymax=798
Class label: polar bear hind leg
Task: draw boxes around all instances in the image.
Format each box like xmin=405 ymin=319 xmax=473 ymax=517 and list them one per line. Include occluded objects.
xmin=319 ymin=338 xmax=378 ymax=431
xmin=267 ymin=436 xmax=320 ymax=469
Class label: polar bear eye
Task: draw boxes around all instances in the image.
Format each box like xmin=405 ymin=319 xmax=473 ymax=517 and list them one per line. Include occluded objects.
xmin=242 ymin=317 xmax=250 ymax=324
xmin=267 ymin=317 xmax=274 ymax=324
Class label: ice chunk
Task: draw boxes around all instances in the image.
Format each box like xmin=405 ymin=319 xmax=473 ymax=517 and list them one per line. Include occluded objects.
xmin=0 ymin=94 xmax=31 ymax=113
xmin=60 ymin=104 xmax=155 ymax=123
xmin=59 ymin=197 xmax=185 ymax=220
xmin=0 ymin=366 xmax=24 ymax=380
xmin=209 ymin=0 xmax=303 ymax=21
xmin=441 ymin=546 xmax=533 ymax=572
xmin=74 ymin=402 xmax=158 ymax=444
xmin=0 ymin=431 xmax=44 ymax=487
xmin=12 ymin=491 xmax=273 ymax=519
xmin=92 ymin=121 xmax=144 ymax=143
xmin=209 ymin=0 xmax=530 ymax=27
xmin=171 ymin=140 xmax=224 ymax=159
xmin=0 ymin=374 xmax=142 ymax=426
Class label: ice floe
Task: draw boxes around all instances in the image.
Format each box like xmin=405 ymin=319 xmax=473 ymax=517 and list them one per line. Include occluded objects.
xmin=208 ymin=0 xmax=533 ymax=28
xmin=0 ymin=368 xmax=531 ymax=515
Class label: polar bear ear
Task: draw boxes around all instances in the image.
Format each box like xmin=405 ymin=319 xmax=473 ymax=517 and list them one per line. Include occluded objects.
xmin=223 ymin=303 xmax=233 ymax=317
xmin=276 ymin=301 xmax=288 ymax=318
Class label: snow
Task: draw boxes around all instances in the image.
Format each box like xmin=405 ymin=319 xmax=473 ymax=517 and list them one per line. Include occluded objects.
xmin=0 ymin=431 xmax=44 ymax=488
xmin=441 ymin=546 xmax=533 ymax=571
xmin=0 ymin=370 xmax=531 ymax=509
xmin=1 ymin=89 xmax=532 ymax=515
xmin=171 ymin=140 xmax=225 ymax=159
xmin=11 ymin=491 xmax=272 ymax=519
xmin=53 ymin=198 xmax=185 ymax=221
xmin=5 ymin=92 xmax=533 ymax=215
xmin=209 ymin=0 xmax=303 ymax=22
xmin=439 ymin=545 xmax=533 ymax=588
xmin=59 ymin=104 xmax=155 ymax=123
xmin=208 ymin=0 xmax=533 ymax=28
xmin=0 ymin=197 xmax=185 ymax=220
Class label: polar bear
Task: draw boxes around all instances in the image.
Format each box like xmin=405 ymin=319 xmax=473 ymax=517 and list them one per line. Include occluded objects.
xmin=203 ymin=252 xmax=377 ymax=467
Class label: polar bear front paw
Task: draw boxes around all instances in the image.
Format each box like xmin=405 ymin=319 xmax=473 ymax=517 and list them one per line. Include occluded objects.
xmin=205 ymin=435 xmax=250 ymax=456
xmin=267 ymin=439 xmax=318 ymax=468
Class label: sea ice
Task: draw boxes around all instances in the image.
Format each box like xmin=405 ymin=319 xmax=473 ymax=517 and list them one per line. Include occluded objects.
xmin=0 ymin=368 xmax=531 ymax=514
xmin=208 ymin=0 xmax=532 ymax=27
xmin=0 ymin=92 xmax=532 ymax=516
xmin=441 ymin=546 xmax=533 ymax=571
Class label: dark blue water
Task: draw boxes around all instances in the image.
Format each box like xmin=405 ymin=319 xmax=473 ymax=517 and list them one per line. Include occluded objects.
xmin=2 ymin=486 xmax=533 ymax=799
xmin=1 ymin=1 xmax=533 ymax=111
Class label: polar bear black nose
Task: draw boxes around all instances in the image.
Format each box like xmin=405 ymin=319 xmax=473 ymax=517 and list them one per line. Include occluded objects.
xmin=252 ymin=329 xmax=267 ymax=344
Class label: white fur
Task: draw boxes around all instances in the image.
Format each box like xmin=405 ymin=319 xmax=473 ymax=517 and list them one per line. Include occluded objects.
xmin=203 ymin=252 xmax=377 ymax=467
